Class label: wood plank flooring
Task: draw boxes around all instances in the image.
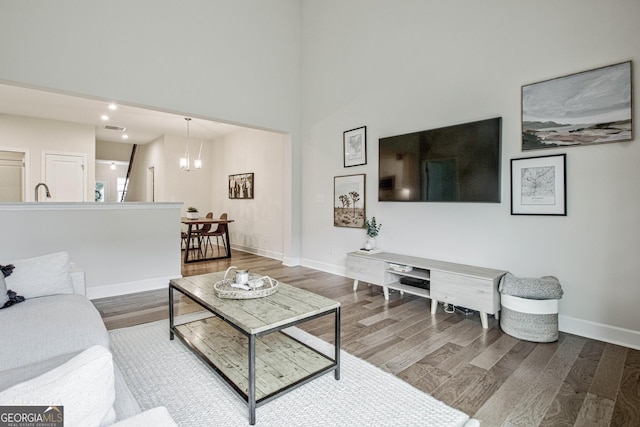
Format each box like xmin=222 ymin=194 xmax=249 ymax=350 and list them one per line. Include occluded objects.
xmin=92 ymin=250 xmax=640 ymax=427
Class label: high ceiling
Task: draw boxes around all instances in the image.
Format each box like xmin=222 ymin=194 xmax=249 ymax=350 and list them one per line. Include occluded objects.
xmin=0 ymin=83 xmax=245 ymax=145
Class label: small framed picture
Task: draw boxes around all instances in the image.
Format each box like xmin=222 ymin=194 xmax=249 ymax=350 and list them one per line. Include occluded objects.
xmin=229 ymin=173 xmax=254 ymax=199
xmin=511 ymin=154 xmax=566 ymax=216
xmin=343 ymin=126 xmax=367 ymax=167
xmin=334 ymin=174 xmax=365 ymax=228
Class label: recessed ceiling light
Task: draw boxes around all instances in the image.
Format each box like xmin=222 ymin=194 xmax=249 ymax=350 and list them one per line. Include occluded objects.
xmin=101 ymin=114 xmax=109 ymax=121
xmin=108 ymin=103 xmax=118 ymax=110
xmin=122 ymin=134 xmax=129 ymax=140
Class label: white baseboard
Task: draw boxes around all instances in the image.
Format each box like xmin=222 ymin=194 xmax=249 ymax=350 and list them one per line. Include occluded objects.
xmin=300 ymin=258 xmax=346 ymax=277
xmin=231 ymin=244 xmax=283 ymax=262
xmin=86 ymin=275 xmax=180 ymax=300
xmin=559 ymin=315 xmax=640 ymax=350
xmin=282 ymin=257 xmax=300 ymax=267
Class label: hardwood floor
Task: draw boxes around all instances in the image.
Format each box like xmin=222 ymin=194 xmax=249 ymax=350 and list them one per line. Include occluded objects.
xmin=92 ymin=250 xmax=639 ymax=427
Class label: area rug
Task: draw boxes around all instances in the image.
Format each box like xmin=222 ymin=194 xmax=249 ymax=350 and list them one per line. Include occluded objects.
xmin=109 ymin=313 xmax=479 ymax=427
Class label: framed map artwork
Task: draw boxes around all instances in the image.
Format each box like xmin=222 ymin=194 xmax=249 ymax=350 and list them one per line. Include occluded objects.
xmin=343 ymin=126 xmax=367 ymax=167
xmin=511 ymin=154 xmax=566 ymax=216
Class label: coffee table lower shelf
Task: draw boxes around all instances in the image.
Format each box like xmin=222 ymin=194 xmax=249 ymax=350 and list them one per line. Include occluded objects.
xmin=173 ymin=316 xmax=337 ymax=417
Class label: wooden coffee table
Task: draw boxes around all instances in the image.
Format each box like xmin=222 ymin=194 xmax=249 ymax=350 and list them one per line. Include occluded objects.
xmin=169 ymin=272 xmax=341 ymax=425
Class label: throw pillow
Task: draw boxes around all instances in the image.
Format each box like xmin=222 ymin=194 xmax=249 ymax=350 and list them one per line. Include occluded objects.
xmin=1 ymin=263 xmax=15 ymax=277
xmin=5 ymin=252 xmax=74 ymax=299
xmin=0 ymin=345 xmax=116 ymax=427
xmin=2 ymin=290 xmax=26 ymax=309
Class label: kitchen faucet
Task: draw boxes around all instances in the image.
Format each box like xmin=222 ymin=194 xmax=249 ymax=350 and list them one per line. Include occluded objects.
xmin=34 ymin=183 xmax=51 ymax=202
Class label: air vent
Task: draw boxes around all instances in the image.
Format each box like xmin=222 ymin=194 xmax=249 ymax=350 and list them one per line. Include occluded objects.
xmin=105 ymin=125 xmax=126 ymax=132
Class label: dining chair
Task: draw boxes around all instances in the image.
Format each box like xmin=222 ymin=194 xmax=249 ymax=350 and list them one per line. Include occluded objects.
xmin=182 ymin=212 xmax=213 ymax=258
xmin=201 ymin=213 xmax=228 ymax=257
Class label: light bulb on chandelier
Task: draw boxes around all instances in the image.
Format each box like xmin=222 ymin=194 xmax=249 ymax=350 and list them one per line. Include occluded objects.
xmin=180 ymin=117 xmax=203 ymax=171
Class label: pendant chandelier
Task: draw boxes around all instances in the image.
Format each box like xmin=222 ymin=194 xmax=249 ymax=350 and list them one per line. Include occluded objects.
xmin=180 ymin=117 xmax=202 ymax=171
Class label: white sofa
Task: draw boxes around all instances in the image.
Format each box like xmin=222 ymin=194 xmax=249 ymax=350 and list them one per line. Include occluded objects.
xmin=0 ymin=252 xmax=176 ymax=427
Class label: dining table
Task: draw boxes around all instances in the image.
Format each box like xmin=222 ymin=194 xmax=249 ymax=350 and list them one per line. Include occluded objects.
xmin=181 ymin=216 xmax=235 ymax=263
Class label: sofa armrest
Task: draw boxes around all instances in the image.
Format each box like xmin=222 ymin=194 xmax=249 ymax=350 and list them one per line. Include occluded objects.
xmin=70 ymin=264 xmax=86 ymax=296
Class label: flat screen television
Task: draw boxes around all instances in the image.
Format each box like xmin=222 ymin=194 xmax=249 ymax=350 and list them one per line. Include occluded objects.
xmin=378 ymin=117 xmax=502 ymax=203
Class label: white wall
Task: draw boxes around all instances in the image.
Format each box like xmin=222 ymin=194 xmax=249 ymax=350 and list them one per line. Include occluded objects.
xmin=0 ymin=114 xmax=96 ymax=202
xmin=0 ymin=0 xmax=302 ymax=260
xmin=300 ymin=0 xmax=640 ymax=348
xmin=0 ymin=203 xmax=182 ymax=299
xmin=96 ymin=140 xmax=134 ymax=163
xmin=212 ymin=128 xmax=286 ymax=260
xmin=160 ymin=133 xmax=214 ymax=215
xmin=126 ymin=135 xmax=166 ymax=203
xmin=125 ymin=127 xmax=286 ymax=259
xmin=2 ymin=0 xmax=638 ymax=347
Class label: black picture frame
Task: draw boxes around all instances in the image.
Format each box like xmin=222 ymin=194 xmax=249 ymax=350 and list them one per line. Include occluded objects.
xmin=343 ymin=126 xmax=367 ymax=167
xmin=511 ymin=154 xmax=566 ymax=216
xmin=229 ymin=173 xmax=254 ymax=199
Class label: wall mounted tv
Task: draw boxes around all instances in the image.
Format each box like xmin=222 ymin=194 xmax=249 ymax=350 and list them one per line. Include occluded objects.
xmin=378 ymin=117 xmax=502 ymax=203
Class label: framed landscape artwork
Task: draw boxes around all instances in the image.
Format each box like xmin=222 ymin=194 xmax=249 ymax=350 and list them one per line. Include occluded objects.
xmin=511 ymin=154 xmax=566 ymax=216
xmin=229 ymin=173 xmax=254 ymax=199
xmin=521 ymin=61 xmax=632 ymax=151
xmin=334 ymin=174 xmax=365 ymax=228
xmin=343 ymin=126 xmax=367 ymax=167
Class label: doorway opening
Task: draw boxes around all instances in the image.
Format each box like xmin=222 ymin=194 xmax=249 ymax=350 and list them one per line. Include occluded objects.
xmin=0 ymin=149 xmax=26 ymax=202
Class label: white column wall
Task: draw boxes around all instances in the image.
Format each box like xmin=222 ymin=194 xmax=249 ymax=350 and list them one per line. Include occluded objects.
xmin=0 ymin=203 xmax=182 ymax=299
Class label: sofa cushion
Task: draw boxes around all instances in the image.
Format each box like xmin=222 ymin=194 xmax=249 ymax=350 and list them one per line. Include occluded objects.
xmin=0 ymin=345 xmax=116 ymax=427
xmin=0 ymin=294 xmax=110 ymax=371
xmin=5 ymin=252 xmax=74 ymax=299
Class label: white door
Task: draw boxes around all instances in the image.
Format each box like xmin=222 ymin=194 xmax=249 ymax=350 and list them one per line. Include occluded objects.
xmin=45 ymin=153 xmax=85 ymax=202
xmin=0 ymin=151 xmax=24 ymax=202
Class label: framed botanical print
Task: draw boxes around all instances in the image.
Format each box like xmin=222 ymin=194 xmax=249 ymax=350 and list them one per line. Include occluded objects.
xmin=334 ymin=174 xmax=365 ymax=228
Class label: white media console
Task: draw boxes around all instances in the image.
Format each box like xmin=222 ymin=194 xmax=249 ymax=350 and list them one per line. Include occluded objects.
xmin=346 ymin=251 xmax=507 ymax=329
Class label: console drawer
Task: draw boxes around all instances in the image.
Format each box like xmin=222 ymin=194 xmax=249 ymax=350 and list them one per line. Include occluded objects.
xmin=430 ymin=270 xmax=498 ymax=314
xmin=346 ymin=254 xmax=389 ymax=285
